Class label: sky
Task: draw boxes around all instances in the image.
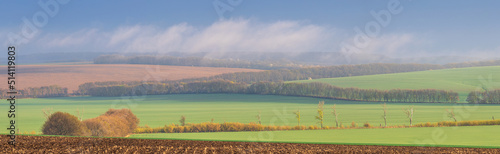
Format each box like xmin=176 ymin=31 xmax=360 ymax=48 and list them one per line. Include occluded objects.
xmin=1 ymin=0 xmax=499 ymax=59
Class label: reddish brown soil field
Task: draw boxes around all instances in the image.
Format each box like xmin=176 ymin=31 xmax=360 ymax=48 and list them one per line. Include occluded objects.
xmin=1 ymin=135 xmax=498 ymax=153
xmin=0 ymin=64 xmax=262 ymax=92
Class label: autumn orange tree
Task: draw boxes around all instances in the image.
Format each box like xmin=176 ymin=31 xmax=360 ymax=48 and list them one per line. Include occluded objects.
xmin=42 ymin=112 xmax=90 ymax=136
xmin=83 ymin=108 xmax=139 ymax=137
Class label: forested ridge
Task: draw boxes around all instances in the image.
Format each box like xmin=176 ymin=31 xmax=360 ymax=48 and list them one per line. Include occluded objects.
xmin=94 ymin=55 xmax=303 ymax=70
xmin=77 ymin=80 xmax=459 ymax=103
xmin=94 ymin=54 xmax=500 ymax=71
xmin=174 ymin=63 xmax=445 ymax=84
xmin=443 ymin=60 xmax=500 ymax=68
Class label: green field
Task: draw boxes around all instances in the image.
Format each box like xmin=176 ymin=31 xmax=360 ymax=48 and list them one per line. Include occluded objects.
xmin=130 ymin=125 xmax=500 ymax=148
xmin=3 ymin=94 xmax=500 ymax=134
xmin=290 ymin=66 xmax=500 ymax=102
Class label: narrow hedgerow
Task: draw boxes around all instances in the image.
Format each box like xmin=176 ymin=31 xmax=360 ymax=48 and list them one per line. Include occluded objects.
xmin=134 ymin=122 xmax=376 ymax=134
xmin=135 ymin=122 xmax=305 ymax=133
xmin=414 ymin=119 xmax=500 ymax=127
xmin=134 ymin=119 xmax=500 ymax=134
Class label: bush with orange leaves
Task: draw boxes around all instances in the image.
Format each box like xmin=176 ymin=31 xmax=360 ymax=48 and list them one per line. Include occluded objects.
xmin=413 ymin=119 xmax=500 ymax=127
xmin=83 ymin=109 xmax=139 ymax=137
xmin=42 ymin=112 xmax=90 ymax=136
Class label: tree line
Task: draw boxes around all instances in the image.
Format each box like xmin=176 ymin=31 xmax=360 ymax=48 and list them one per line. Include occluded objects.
xmin=247 ymin=82 xmax=459 ymax=103
xmin=443 ymin=60 xmax=500 ymax=68
xmin=94 ymin=55 xmax=303 ymax=70
xmin=175 ymin=63 xmax=445 ymax=84
xmin=466 ymin=89 xmax=500 ymax=104
xmin=78 ymin=80 xmax=459 ymax=103
xmin=0 ymin=85 xmax=68 ymax=98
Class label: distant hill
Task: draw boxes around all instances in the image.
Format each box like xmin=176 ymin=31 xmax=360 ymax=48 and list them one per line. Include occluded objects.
xmin=172 ymin=51 xmax=496 ymax=65
xmin=7 ymin=50 xmax=499 ymax=66
xmin=289 ymin=66 xmax=500 ymax=102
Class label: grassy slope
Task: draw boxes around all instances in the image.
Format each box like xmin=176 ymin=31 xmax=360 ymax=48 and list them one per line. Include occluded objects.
xmin=290 ymin=66 xmax=500 ymax=102
xmin=130 ymin=125 xmax=500 ymax=148
xmin=4 ymin=94 xmax=500 ymax=134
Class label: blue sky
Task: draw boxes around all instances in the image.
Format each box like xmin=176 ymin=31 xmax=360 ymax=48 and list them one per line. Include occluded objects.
xmin=1 ymin=0 xmax=499 ymax=58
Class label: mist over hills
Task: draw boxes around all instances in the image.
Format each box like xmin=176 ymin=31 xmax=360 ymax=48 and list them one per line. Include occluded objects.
xmin=14 ymin=51 xmax=496 ymax=66
xmin=191 ymin=51 xmax=492 ymax=65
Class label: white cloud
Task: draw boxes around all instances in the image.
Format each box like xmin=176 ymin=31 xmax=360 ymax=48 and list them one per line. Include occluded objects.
xmin=2 ymin=17 xmax=499 ymax=62
xmin=30 ymin=19 xmax=336 ymax=54
xmin=184 ymin=19 xmax=328 ymax=53
xmin=41 ymin=28 xmax=102 ymax=47
xmin=24 ymin=18 xmax=497 ymax=60
xmin=115 ymin=23 xmax=195 ymax=52
xmin=108 ymin=25 xmax=145 ymax=46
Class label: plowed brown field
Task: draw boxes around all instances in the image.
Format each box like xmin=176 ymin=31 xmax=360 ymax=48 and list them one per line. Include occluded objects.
xmin=1 ymin=135 xmax=498 ymax=153
xmin=0 ymin=64 xmax=262 ymax=92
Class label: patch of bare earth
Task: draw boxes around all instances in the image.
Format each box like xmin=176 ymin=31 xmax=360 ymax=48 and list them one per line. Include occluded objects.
xmin=1 ymin=135 xmax=498 ymax=153
xmin=0 ymin=64 xmax=263 ymax=92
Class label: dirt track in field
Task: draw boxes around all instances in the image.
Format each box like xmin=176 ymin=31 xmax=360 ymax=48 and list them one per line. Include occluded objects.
xmin=1 ymin=135 xmax=498 ymax=153
xmin=0 ymin=64 xmax=262 ymax=92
